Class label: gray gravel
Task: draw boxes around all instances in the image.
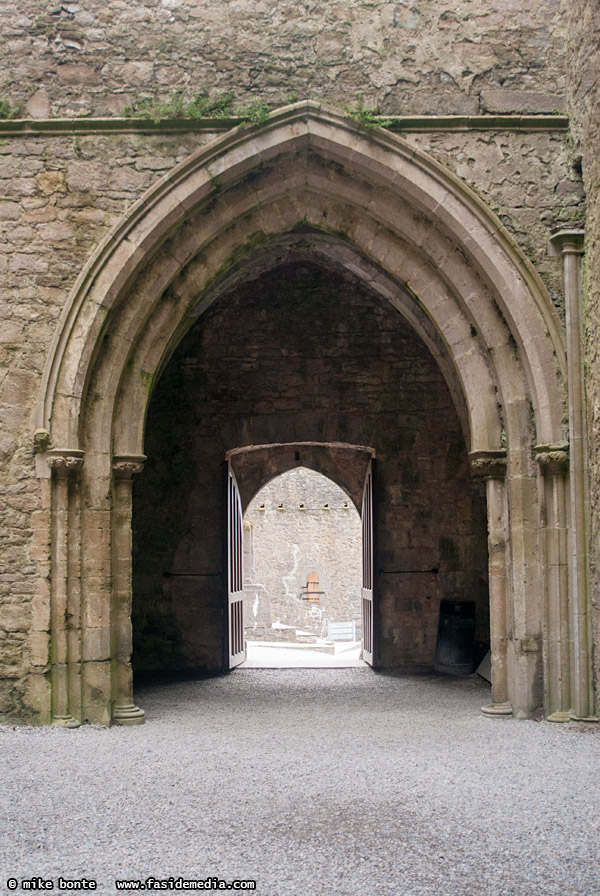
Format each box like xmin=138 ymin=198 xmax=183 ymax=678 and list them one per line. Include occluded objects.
xmin=2 ymin=669 xmax=599 ymax=896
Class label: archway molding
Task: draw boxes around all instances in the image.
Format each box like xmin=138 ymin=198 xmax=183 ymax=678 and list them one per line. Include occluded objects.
xmin=227 ymin=442 xmax=375 ymax=513
xmin=33 ymin=101 xmax=584 ymax=726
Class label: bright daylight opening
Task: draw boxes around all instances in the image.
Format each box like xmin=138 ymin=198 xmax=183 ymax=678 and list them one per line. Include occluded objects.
xmin=240 ymin=467 xmax=365 ymax=667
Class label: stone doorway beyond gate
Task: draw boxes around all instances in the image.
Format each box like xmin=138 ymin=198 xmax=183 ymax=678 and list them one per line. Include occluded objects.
xmin=240 ymin=466 xmax=364 ymax=668
xmin=225 ymin=444 xmax=376 ymax=671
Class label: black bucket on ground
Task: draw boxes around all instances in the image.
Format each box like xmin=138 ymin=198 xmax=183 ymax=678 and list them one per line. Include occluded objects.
xmin=433 ymin=600 xmax=476 ymax=675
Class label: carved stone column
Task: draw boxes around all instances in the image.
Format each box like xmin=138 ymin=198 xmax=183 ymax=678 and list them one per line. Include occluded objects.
xmin=535 ymin=444 xmax=570 ymax=721
xmin=48 ymin=449 xmax=84 ymax=727
xmin=549 ymin=229 xmax=596 ymax=721
xmin=470 ymin=450 xmax=512 ymax=716
xmin=111 ymin=455 xmax=146 ymax=725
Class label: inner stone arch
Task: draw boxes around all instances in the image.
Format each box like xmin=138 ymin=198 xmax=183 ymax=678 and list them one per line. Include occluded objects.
xmin=131 ymin=255 xmax=489 ymax=679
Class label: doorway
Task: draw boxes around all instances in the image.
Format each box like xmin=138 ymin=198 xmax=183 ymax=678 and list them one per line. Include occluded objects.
xmin=237 ymin=466 xmax=364 ymax=668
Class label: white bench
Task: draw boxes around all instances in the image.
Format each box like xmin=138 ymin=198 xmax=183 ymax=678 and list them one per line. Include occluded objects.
xmin=327 ymin=621 xmax=357 ymax=641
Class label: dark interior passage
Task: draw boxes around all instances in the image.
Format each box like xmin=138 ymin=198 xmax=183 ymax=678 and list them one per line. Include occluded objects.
xmin=132 ymin=258 xmax=489 ymax=676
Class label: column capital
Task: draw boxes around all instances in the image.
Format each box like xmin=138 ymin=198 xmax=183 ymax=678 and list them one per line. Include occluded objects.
xmin=33 ymin=428 xmax=51 ymax=453
xmin=47 ymin=449 xmax=85 ymax=478
xmin=113 ymin=454 xmax=146 ymax=480
xmin=469 ymin=449 xmax=507 ymax=480
xmin=534 ymin=443 xmax=569 ymax=475
xmin=549 ymin=228 xmax=585 ymax=257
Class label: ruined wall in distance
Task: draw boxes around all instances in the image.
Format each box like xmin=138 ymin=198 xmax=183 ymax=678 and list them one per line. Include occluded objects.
xmin=242 ymin=468 xmax=363 ymax=641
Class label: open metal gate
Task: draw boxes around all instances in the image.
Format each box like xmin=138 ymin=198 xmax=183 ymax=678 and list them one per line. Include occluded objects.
xmin=361 ymin=460 xmax=374 ymax=665
xmin=227 ymin=462 xmax=246 ymax=668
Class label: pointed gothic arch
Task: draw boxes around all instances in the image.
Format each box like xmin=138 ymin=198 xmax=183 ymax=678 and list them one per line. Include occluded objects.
xmin=34 ymin=101 xmax=590 ymax=726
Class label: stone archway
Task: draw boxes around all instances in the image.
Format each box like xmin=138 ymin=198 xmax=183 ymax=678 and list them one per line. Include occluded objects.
xmin=33 ymin=101 xmax=591 ymax=725
xmin=230 ymin=447 xmax=369 ymax=661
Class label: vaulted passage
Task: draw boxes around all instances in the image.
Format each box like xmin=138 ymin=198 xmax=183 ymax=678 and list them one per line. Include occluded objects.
xmin=132 ymin=259 xmax=489 ymax=677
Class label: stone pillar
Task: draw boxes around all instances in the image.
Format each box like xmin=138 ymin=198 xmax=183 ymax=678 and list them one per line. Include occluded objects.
xmin=470 ymin=450 xmax=512 ymax=716
xmin=111 ymin=455 xmax=146 ymax=725
xmin=549 ymin=229 xmax=596 ymax=721
xmin=535 ymin=444 xmax=570 ymax=721
xmin=48 ymin=449 xmax=84 ymax=727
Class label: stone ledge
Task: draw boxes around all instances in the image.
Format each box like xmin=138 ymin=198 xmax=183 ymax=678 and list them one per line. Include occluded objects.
xmin=0 ymin=114 xmax=570 ymax=138
xmin=480 ymin=89 xmax=567 ymax=115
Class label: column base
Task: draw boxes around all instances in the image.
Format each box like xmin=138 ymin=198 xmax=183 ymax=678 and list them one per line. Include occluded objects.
xmin=112 ymin=703 xmax=145 ymax=726
xmin=569 ymin=714 xmax=599 ymax=724
xmin=52 ymin=714 xmax=80 ymax=728
xmin=480 ymin=702 xmax=513 ymax=717
xmin=547 ymin=710 xmax=571 ymax=723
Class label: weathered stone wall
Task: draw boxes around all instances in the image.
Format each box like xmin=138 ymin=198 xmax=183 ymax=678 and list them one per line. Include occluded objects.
xmin=0 ymin=120 xmax=584 ymax=711
xmin=566 ymin=0 xmax=600 ymax=698
xmin=132 ymin=261 xmax=488 ymax=674
xmin=0 ymin=131 xmax=212 ymax=715
xmin=0 ymin=126 xmax=581 ymax=322
xmin=0 ymin=0 xmax=595 ymax=720
xmin=242 ymin=468 xmax=362 ymax=640
xmin=404 ymin=130 xmax=582 ymax=312
xmin=2 ymin=0 xmax=568 ymax=119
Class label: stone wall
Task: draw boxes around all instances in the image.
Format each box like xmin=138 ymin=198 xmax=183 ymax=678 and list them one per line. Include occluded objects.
xmin=0 ymin=121 xmax=577 ymax=715
xmin=404 ymin=130 xmax=582 ymax=312
xmin=242 ymin=468 xmax=362 ymax=640
xmin=566 ymin=0 xmax=600 ymax=697
xmin=0 ymin=126 xmax=581 ymax=326
xmin=0 ymin=0 xmax=596 ymax=720
xmin=2 ymin=0 xmax=568 ymax=119
xmin=0 ymin=117 xmax=584 ymax=711
xmin=0 ymin=131 xmax=212 ymax=714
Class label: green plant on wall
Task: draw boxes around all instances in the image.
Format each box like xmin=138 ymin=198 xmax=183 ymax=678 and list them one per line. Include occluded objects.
xmin=124 ymin=90 xmax=184 ymax=122
xmin=121 ymin=91 xmax=398 ymax=131
xmin=123 ymin=89 xmax=275 ymax=126
xmin=124 ymin=88 xmax=235 ymax=123
xmin=345 ymin=98 xmax=392 ymax=130
xmin=187 ymin=88 xmax=235 ymax=118
xmin=236 ymin=98 xmax=271 ymax=127
xmin=0 ymin=97 xmax=22 ymax=120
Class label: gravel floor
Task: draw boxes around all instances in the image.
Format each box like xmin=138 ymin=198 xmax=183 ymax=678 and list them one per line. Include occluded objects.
xmin=2 ymin=669 xmax=599 ymax=896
